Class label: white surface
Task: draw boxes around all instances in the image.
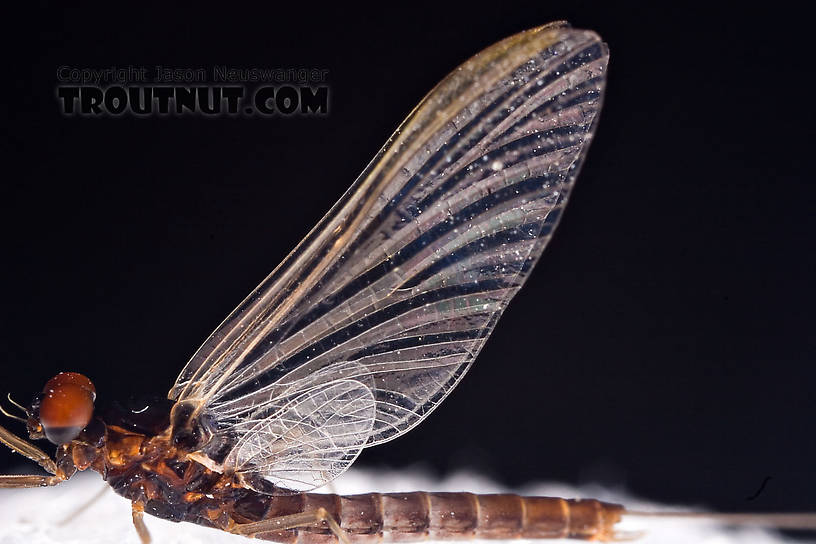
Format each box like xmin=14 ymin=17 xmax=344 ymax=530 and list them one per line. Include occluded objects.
xmin=0 ymin=468 xmax=809 ymax=543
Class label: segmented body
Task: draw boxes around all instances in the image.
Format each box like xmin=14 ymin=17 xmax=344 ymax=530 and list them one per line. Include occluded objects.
xmin=60 ymin=412 xmax=621 ymax=542
xmin=217 ymin=492 xmax=623 ymax=542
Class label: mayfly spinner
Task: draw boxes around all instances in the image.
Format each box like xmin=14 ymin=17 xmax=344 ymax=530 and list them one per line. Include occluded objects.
xmin=3 ymin=22 xmax=634 ymax=542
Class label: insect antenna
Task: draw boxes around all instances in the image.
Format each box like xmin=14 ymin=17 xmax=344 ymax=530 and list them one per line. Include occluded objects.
xmin=0 ymin=394 xmax=28 ymax=424
xmin=6 ymin=394 xmax=28 ymax=414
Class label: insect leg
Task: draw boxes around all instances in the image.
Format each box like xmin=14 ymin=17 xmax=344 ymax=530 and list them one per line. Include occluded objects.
xmin=232 ymin=507 xmax=351 ymax=544
xmin=0 ymin=474 xmax=64 ymax=487
xmin=57 ymin=484 xmax=110 ymax=526
xmin=131 ymin=502 xmax=152 ymax=544
xmin=0 ymin=423 xmax=58 ymax=474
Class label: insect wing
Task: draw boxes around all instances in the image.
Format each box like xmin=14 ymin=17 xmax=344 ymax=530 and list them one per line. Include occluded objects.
xmin=170 ymin=23 xmax=609 ymax=492
xmin=226 ymin=379 xmax=376 ymax=491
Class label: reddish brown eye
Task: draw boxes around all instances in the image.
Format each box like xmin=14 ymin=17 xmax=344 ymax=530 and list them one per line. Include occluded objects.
xmin=43 ymin=372 xmax=96 ymax=400
xmin=40 ymin=372 xmax=96 ymax=445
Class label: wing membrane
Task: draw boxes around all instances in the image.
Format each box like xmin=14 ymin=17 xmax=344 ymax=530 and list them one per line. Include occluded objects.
xmin=227 ymin=379 xmax=376 ymax=491
xmin=170 ymin=23 xmax=609 ymax=490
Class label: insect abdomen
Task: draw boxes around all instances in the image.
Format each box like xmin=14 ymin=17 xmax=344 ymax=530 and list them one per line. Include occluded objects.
xmin=343 ymin=492 xmax=623 ymax=542
xmin=242 ymin=492 xmax=623 ymax=542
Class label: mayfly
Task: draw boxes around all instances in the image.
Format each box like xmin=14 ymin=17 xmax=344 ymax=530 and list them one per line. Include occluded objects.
xmin=5 ymin=21 xmax=805 ymax=544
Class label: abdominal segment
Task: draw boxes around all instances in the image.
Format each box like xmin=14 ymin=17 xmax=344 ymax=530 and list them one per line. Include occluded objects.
xmin=195 ymin=490 xmax=624 ymax=543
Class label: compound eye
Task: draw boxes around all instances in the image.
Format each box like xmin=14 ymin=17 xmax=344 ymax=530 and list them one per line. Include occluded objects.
xmin=39 ymin=372 xmax=96 ymax=445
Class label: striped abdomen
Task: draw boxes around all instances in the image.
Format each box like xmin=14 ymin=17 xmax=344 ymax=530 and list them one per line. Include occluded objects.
xmin=233 ymin=492 xmax=623 ymax=543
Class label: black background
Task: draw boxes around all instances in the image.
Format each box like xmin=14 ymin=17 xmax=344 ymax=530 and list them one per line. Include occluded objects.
xmin=4 ymin=0 xmax=815 ymax=528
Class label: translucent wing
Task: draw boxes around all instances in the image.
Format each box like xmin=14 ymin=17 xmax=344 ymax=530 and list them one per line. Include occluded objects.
xmin=225 ymin=379 xmax=376 ymax=491
xmin=170 ymin=23 xmax=609 ymax=492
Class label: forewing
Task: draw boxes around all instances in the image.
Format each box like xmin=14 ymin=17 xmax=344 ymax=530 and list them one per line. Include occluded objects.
xmin=170 ymin=23 xmax=609 ymax=490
